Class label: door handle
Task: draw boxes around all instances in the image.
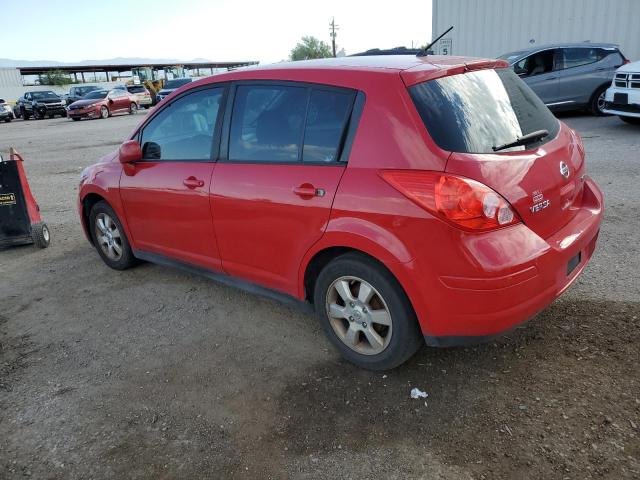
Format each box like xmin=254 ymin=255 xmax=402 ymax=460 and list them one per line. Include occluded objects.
xmin=183 ymin=176 xmax=205 ymax=189
xmin=293 ymin=183 xmax=325 ymax=199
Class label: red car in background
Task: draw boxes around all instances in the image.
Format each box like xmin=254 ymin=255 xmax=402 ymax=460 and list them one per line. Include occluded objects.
xmin=78 ymin=55 xmax=603 ymax=370
xmin=67 ymin=88 xmax=138 ymax=121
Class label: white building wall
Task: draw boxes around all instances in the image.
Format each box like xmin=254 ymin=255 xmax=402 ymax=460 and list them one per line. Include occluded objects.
xmin=432 ymin=0 xmax=640 ymax=60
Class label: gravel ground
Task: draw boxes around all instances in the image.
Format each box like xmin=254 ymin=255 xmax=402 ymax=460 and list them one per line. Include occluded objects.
xmin=0 ymin=111 xmax=639 ymax=479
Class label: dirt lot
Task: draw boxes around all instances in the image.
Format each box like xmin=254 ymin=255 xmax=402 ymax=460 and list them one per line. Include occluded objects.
xmin=1 ymin=111 xmax=639 ymax=479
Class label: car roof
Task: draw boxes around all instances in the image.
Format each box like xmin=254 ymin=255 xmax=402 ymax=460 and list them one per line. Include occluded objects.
xmin=245 ymin=55 xmax=454 ymax=72
xmin=502 ymin=42 xmax=620 ymax=59
xmin=194 ymin=55 xmax=507 ymax=88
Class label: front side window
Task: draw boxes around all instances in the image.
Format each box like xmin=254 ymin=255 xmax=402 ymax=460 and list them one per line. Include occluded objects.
xmin=409 ymin=68 xmax=559 ymax=154
xmin=140 ymin=87 xmax=223 ymax=161
xmin=229 ymin=85 xmax=307 ymax=162
xmin=514 ymin=50 xmax=555 ymax=77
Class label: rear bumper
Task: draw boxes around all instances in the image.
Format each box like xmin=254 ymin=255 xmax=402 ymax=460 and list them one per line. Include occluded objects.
xmin=405 ymin=176 xmax=603 ymax=345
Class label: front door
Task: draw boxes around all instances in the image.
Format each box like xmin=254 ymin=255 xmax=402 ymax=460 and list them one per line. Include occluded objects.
xmin=212 ymin=83 xmax=357 ymax=295
xmin=517 ymin=49 xmax=562 ymax=106
xmin=119 ymin=86 xmax=225 ymax=270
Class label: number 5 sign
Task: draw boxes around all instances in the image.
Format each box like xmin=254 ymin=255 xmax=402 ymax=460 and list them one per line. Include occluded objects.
xmin=439 ymin=38 xmax=452 ymax=55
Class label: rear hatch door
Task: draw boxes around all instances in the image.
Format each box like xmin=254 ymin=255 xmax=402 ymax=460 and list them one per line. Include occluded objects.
xmin=407 ymin=67 xmax=584 ymax=239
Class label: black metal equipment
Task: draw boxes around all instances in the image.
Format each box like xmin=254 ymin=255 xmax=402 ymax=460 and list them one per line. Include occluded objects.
xmin=0 ymin=148 xmax=50 ymax=249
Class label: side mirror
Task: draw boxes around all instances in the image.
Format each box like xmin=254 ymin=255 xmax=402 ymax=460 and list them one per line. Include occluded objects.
xmin=119 ymin=140 xmax=142 ymax=164
xmin=0 ymin=99 xmax=4 ymax=104
xmin=108 ymin=98 xmax=114 ymax=103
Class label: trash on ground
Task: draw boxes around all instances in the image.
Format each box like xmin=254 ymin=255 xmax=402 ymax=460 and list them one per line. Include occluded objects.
xmin=410 ymin=387 xmax=428 ymax=399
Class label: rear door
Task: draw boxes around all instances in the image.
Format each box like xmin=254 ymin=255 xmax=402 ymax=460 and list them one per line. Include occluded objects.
xmin=211 ymin=82 xmax=357 ymax=294
xmin=119 ymin=86 xmax=225 ymax=270
xmin=555 ymin=47 xmax=620 ymax=105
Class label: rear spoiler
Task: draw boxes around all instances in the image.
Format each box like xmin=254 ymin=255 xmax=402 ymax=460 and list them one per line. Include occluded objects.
xmin=401 ymin=58 xmax=510 ymax=87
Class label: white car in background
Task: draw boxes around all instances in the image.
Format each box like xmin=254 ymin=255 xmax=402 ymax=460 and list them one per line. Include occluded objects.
xmin=603 ymin=60 xmax=640 ymax=124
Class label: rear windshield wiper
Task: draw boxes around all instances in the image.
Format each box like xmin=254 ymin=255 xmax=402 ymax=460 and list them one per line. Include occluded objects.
xmin=492 ymin=129 xmax=549 ymax=152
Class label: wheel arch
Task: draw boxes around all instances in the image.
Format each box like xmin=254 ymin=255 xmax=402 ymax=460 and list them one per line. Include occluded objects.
xmin=588 ymin=81 xmax=612 ymax=111
xmin=80 ymin=192 xmax=107 ymax=245
xmin=300 ymin=240 xmax=415 ymax=309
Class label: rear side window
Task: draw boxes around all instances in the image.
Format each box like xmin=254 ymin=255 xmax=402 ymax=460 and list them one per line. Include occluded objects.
xmin=560 ymin=48 xmax=606 ymax=69
xmin=229 ymin=84 xmax=356 ymax=163
xmin=303 ymin=89 xmax=354 ymax=162
xmin=128 ymin=86 xmax=146 ymax=93
xmin=409 ymin=68 xmax=559 ymax=154
xmin=230 ymin=86 xmax=307 ymax=162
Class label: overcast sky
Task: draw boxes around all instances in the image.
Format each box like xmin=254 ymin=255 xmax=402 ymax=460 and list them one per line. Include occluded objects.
xmin=0 ymin=0 xmax=432 ymax=64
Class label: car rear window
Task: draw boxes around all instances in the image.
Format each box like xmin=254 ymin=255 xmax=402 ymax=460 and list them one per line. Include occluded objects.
xmin=409 ymin=68 xmax=559 ymax=153
xmin=127 ymin=86 xmax=147 ymax=93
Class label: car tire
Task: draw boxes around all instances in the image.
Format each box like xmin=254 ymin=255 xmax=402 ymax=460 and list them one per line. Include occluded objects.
xmin=71 ymin=117 xmax=80 ymax=121
xmin=619 ymin=115 xmax=640 ymax=125
xmin=21 ymin=108 xmax=29 ymax=120
xmin=100 ymin=106 xmax=109 ymax=119
xmin=129 ymin=103 xmax=137 ymax=114
xmin=590 ymin=85 xmax=610 ymax=116
xmin=61 ymin=111 xmax=67 ymax=118
xmin=313 ymin=252 xmax=423 ymax=370
xmin=89 ymin=201 xmax=138 ymax=270
xmin=31 ymin=222 xmax=51 ymax=248
xmin=4 ymin=118 xmax=10 ymax=123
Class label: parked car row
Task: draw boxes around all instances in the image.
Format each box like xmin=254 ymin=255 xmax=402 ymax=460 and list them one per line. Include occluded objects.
xmin=10 ymin=88 xmax=140 ymax=122
xmin=6 ymin=80 xmax=194 ymax=124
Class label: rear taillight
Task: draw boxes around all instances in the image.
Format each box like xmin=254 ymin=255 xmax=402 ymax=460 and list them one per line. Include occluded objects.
xmin=379 ymin=170 xmax=521 ymax=231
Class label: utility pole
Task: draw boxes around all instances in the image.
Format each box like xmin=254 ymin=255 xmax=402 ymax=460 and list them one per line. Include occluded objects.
xmin=329 ymin=17 xmax=339 ymax=57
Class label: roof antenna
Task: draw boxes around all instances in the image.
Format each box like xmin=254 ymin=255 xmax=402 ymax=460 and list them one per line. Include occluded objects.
xmin=417 ymin=26 xmax=453 ymax=57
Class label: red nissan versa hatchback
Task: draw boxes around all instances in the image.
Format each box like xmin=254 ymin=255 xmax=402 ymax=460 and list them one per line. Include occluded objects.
xmin=78 ymin=55 xmax=603 ymax=370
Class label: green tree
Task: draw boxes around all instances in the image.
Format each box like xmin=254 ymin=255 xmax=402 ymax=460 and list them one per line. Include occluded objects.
xmin=41 ymin=69 xmax=72 ymax=86
xmin=290 ymin=36 xmax=332 ymax=61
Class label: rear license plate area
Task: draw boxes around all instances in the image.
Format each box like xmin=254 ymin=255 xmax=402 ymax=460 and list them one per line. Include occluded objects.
xmin=567 ymin=251 xmax=582 ymax=276
xmin=614 ymin=93 xmax=628 ymax=105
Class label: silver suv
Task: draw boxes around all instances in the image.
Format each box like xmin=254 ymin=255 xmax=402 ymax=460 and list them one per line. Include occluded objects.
xmin=500 ymin=43 xmax=628 ymax=115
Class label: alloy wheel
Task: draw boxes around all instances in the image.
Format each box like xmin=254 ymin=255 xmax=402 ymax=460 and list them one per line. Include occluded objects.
xmin=101 ymin=106 xmax=109 ymax=119
xmin=597 ymin=91 xmax=606 ymax=114
xmin=95 ymin=213 xmax=123 ymax=261
xmin=325 ymin=276 xmax=393 ymax=355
